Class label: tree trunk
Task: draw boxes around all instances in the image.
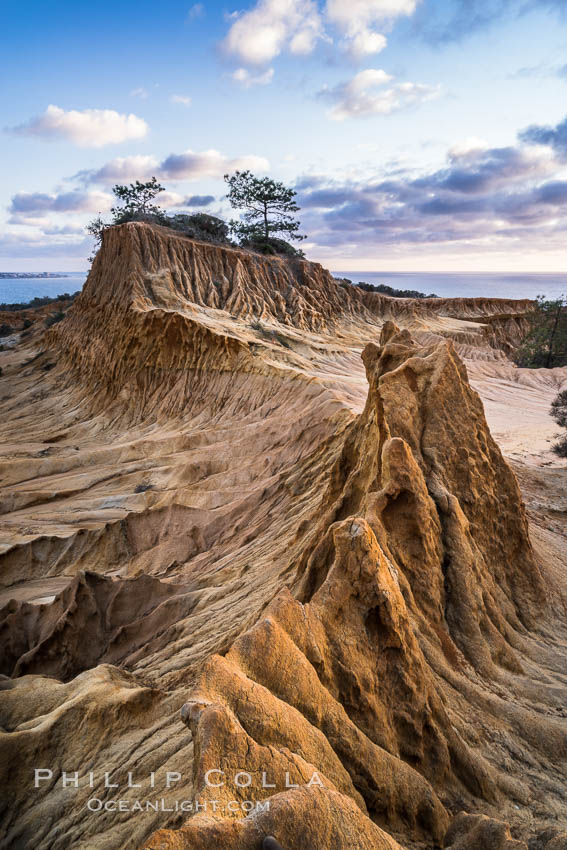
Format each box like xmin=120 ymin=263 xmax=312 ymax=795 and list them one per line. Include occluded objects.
xmin=263 ymin=203 xmax=268 ymax=240
xmin=545 ymin=302 xmax=563 ymax=368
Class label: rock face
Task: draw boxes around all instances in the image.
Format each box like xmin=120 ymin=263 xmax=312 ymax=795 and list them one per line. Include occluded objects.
xmin=422 ymin=297 xmax=533 ymax=352
xmin=144 ymin=325 xmax=555 ymax=850
xmin=0 ymin=571 xmax=199 ymax=680
xmin=0 ymin=224 xmax=565 ymax=850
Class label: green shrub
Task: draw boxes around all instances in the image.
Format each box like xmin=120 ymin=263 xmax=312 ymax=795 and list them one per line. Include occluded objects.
xmin=550 ymin=389 xmax=567 ymax=455
xmin=168 ymin=213 xmax=230 ymax=244
xmin=355 ymin=281 xmax=438 ymax=299
xmin=0 ymin=293 xmax=77 ymax=312
xmin=241 ymin=236 xmax=305 ymax=258
xmin=113 ymin=209 xmax=168 ymax=227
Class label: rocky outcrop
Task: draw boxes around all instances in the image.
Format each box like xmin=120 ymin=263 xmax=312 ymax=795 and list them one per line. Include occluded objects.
xmin=46 ymin=224 xmax=530 ymax=423
xmin=0 ymin=225 xmax=565 ymax=850
xmin=421 ymin=296 xmax=533 ymax=352
xmin=145 ymin=324 xmax=558 ymax=850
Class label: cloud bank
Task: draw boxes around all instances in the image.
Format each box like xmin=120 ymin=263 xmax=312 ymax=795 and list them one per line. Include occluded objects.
xmin=10 ymin=190 xmax=113 ymax=216
xmin=76 ymin=150 xmax=269 ymax=185
xmin=519 ymin=116 xmax=567 ymax=157
xmin=295 ymin=117 xmax=567 ymax=257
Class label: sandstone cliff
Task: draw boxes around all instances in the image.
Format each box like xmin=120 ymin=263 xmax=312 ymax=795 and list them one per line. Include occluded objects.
xmin=0 ymin=224 xmax=565 ymax=850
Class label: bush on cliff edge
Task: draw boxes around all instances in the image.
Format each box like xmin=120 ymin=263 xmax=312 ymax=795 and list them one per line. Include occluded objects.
xmin=550 ymin=389 xmax=567 ymax=457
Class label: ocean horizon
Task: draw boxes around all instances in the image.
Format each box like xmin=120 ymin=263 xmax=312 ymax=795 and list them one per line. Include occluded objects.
xmin=333 ymin=271 xmax=567 ymax=300
xmin=0 ymin=270 xmax=566 ymax=305
xmin=0 ymin=274 xmax=88 ymax=305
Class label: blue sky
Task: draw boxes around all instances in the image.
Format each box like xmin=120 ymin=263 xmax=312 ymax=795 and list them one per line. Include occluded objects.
xmin=3 ymin=0 xmax=567 ymax=271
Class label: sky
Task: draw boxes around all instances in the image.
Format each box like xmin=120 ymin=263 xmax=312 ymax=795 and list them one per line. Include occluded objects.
xmin=3 ymin=0 xmax=567 ymax=272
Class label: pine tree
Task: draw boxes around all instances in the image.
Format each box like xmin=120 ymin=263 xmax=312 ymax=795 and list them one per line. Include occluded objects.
xmin=224 ymin=171 xmax=305 ymax=251
xmin=111 ymin=177 xmax=166 ymax=223
xmin=514 ymin=295 xmax=567 ymax=368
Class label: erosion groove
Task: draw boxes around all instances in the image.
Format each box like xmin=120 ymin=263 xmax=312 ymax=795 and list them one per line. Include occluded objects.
xmin=0 ymin=223 xmax=565 ymax=850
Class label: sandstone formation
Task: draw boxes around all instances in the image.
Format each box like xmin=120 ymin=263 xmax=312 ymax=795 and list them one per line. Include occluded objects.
xmin=0 ymin=223 xmax=565 ymax=850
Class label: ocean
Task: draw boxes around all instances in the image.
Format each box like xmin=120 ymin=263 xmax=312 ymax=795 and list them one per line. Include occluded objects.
xmin=0 ymin=274 xmax=88 ymax=305
xmin=0 ymin=271 xmax=566 ymax=305
xmin=333 ymin=271 xmax=567 ymax=300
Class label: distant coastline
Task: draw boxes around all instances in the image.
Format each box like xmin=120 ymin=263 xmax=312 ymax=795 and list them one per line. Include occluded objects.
xmin=0 ymin=273 xmax=87 ymax=304
xmin=0 ymin=272 xmax=69 ymax=280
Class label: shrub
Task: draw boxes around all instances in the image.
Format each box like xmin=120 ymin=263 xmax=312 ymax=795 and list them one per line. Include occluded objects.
xmin=241 ymin=236 xmax=305 ymax=258
xmin=355 ymin=281 xmax=438 ymax=299
xmin=45 ymin=311 xmax=65 ymax=327
xmin=551 ymin=389 xmax=567 ymax=428
xmin=135 ymin=482 xmax=154 ymax=493
xmin=168 ymin=213 xmax=230 ymax=244
xmin=22 ymin=318 xmax=33 ymax=329
xmin=550 ymin=389 xmax=567 ymax=455
xmin=112 ymin=209 xmax=168 ymax=227
xmin=0 ymin=323 xmax=12 ymax=337
xmin=0 ymin=293 xmax=77 ymax=312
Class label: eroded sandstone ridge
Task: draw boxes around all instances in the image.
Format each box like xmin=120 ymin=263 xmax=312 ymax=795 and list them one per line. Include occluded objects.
xmin=0 ymin=224 xmax=565 ymax=850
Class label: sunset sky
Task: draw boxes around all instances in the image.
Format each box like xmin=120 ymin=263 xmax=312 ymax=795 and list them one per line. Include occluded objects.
xmin=3 ymin=0 xmax=567 ymax=271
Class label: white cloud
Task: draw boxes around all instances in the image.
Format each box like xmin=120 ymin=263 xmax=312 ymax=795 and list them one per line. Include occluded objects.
xmin=170 ymin=94 xmax=192 ymax=106
xmin=325 ymin=0 xmax=419 ymax=57
xmin=221 ymin=0 xmax=420 ymax=65
xmin=222 ymin=0 xmax=323 ymax=65
xmin=347 ymin=28 xmax=387 ymax=56
xmin=321 ymin=69 xmax=440 ymax=120
xmin=231 ymin=67 xmax=275 ymax=87
xmin=325 ymin=0 xmax=418 ymax=29
xmin=159 ymin=149 xmax=270 ymax=179
xmin=11 ymin=105 xmax=149 ymax=147
xmin=158 ymin=191 xmax=187 ymax=207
